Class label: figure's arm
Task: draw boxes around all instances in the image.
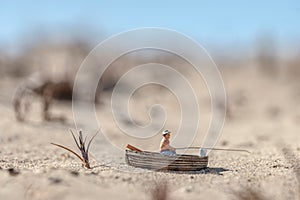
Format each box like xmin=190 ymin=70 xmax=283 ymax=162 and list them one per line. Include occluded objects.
xmin=160 ymin=140 xmax=170 ymax=151
xmin=160 ymin=142 xmax=169 ymax=151
xmin=161 ymin=140 xmax=176 ymax=151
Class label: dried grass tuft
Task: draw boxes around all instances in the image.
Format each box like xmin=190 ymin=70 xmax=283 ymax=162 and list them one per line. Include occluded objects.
xmin=51 ymin=129 xmax=98 ymax=169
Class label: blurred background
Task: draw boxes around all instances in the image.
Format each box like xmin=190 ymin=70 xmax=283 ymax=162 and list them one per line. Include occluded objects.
xmin=0 ymin=0 xmax=300 ymax=148
xmin=1 ymin=2 xmax=300 ymax=199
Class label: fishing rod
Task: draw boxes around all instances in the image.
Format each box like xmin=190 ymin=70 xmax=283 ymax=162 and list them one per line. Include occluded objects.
xmin=176 ymin=147 xmax=250 ymax=153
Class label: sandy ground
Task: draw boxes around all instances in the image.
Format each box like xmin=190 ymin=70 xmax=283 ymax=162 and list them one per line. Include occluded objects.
xmin=0 ymin=67 xmax=300 ymax=200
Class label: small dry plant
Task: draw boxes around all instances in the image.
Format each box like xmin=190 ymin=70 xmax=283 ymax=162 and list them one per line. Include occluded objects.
xmin=233 ymin=188 xmax=267 ymax=200
xmin=51 ymin=129 xmax=98 ymax=169
xmin=149 ymin=180 xmax=170 ymax=200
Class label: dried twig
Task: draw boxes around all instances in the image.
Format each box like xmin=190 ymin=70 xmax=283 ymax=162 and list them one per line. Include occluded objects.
xmin=51 ymin=129 xmax=98 ymax=169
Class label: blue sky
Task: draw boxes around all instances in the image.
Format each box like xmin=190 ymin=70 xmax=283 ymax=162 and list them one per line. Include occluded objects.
xmin=1 ymin=0 xmax=300 ymax=47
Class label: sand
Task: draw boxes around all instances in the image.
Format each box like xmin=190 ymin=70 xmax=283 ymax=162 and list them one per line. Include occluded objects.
xmin=0 ymin=67 xmax=299 ymax=200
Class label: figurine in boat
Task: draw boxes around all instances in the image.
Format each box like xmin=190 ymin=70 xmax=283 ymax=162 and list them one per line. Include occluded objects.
xmin=160 ymin=130 xmax=176 ymax=156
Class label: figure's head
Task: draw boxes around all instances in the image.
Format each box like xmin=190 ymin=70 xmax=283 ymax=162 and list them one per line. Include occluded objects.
xmin=162 ymin=130 xmax=171 ymax=138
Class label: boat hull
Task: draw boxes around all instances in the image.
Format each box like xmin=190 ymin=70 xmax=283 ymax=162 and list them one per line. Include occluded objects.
xmin=125 ymin=150 xmax=208 ymax=171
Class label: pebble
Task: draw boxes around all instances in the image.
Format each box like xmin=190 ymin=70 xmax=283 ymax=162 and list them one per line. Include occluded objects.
xmin=7 ymin=168 xmax=20 ymax=176
xmin=48 ymin=177 xmax=62 ymax=184
xmin=70 ymin=171 xmax=79 ymax=176
xmin=185 ymin=186 xmax=193 ymax=193
xmin=122 ymin=177 xmax=132 ymax=182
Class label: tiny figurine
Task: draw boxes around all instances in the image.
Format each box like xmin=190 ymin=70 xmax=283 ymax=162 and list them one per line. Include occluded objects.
xmin=160 ymin=130 xmax=176 ymax=156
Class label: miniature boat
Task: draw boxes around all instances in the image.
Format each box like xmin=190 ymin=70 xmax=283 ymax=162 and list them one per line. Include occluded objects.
xmin=125 ymin=148 xmax=208 ymax=171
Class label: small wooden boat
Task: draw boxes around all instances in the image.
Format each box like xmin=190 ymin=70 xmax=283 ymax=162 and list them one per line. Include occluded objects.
xmin=125 ymin=146 xmax=208 ymax=171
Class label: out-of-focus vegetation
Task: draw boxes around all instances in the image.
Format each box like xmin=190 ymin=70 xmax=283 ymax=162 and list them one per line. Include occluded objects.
xmin=1 ymin=31 xmax=299 ymax=83
xmin=1 ymin=29 xmax=299 ymax=123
